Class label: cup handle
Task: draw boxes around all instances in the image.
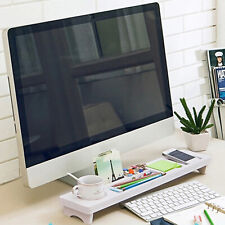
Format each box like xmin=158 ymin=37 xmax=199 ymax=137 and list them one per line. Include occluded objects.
xmin=72 ymin=185 xmax=78 ymax=194
xmin=72 ymin=186 xmax=82 ymax=198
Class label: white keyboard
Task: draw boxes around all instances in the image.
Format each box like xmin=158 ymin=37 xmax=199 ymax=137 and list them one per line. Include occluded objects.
xmin=123 ymin=181 xmax=220 ymax=222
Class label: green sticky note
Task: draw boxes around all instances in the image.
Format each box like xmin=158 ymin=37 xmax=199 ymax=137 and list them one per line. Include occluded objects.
xmin=147 ymin=159 xmax=181 ymax=172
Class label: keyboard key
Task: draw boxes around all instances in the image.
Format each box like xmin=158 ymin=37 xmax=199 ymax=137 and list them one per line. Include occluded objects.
xmin=160 ymin=210 xmax=168 ymax=215
xmin=151 ymin=213 xmax=157 ymax=218
xmin=156 ymin=212 xmax=162 ymax=217
xmin=145 ymin=216 xmax=151 ymax=220
xmin=141 ymin=211 xmax=150 ymax=216
xmin=173 ymin=200 xmax=199 ymax=210
xmin=153 ymin=208 xmax=159 ymax=213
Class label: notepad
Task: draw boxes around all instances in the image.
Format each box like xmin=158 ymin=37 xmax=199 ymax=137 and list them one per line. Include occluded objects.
xmin=147 ymin=159 xmax=181 ymax=172
xmin=164 ymin=196 xmax=225 ymax=225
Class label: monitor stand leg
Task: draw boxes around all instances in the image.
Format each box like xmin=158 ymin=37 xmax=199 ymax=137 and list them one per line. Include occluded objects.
xmin=63 ymin=206 xmax=93 ymax=224
xmin=197 ymin=166 xmax=207 ymax=175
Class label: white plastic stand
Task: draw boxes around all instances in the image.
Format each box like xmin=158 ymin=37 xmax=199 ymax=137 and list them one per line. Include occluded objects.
xmin=60 ymin=150 xmax=210 ymax=224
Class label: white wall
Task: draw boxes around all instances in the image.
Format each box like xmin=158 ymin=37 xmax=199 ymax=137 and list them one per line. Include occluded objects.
xmin=217 ymin=0 xmax=225 ymax=46
xmin=0 ymin=0 xmax=216 ymax=184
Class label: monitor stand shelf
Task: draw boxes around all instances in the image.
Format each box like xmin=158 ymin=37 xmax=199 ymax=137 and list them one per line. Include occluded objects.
xmin=60 ymin=150 xmax=210 ymax=224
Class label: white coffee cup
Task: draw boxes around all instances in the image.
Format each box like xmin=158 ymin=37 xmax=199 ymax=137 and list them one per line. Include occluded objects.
xmin=72 ymin=175 xmax=105 ymax=200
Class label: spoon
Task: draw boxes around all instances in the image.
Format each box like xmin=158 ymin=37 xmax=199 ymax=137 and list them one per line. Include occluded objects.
xmin=67 ymin=172 xmax=82 ymax=183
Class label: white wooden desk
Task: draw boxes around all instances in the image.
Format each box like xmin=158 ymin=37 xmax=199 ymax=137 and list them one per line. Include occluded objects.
xmin=1 ymin=132 xmax=225 ymax=225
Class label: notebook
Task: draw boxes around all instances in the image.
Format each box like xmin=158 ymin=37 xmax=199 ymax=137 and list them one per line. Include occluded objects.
xmin=164 ymin=196 xmax=225 ymax=225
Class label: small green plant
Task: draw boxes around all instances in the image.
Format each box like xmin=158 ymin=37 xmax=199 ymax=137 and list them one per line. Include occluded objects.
xmin=174 ymin=98 xmax=215 ymax=134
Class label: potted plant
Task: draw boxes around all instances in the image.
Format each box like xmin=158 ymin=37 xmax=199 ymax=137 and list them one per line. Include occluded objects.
xmin=174 ymin=98 xmax=215 ymax=151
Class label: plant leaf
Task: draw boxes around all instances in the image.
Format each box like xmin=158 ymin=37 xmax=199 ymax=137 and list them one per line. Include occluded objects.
xmin=199 ymin=118 xmax=203 ymax=128
xmin=200 ymin=124 xmax=214 ymax=133
xmin=181 ymin=127 xmax=193 ymax=133
xmin=180 ymin=117 xmax=192 ymax=126
xmin=196 ymin=105 xmax=206 ymax=128
xmin=179 ymin=119 xmax=194 ymax=132
xmin=174 ymin=111 xmax=182 ymax=120
xmin=180 ymin=98 xmax=196 ymax=128
xmin=201 ymin=100 xmax=215 ymax=130
xmin=203 ymin=124 xmax=214 ymax=130
xmin=174 ymin=111 xmax=195 ymax=132
xmin=193 ymin=107 xmax=198 ymax=126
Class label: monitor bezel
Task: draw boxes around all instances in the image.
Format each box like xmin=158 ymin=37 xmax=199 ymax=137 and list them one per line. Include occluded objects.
xmin=3 ymin=2 xmax=175 ymax=188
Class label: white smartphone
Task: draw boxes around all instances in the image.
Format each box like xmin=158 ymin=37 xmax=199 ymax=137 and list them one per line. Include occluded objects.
xmin=162 ymin=148 xmax=199 ymax=165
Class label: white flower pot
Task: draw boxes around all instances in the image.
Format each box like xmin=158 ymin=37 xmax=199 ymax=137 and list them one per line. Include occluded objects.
xmin=183 ymin=131 xmax=210 ymax=152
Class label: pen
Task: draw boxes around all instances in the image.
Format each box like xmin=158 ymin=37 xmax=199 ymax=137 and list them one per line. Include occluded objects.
xmin=123 ymin=173 xmax=163 ymax=191
xmin=204 ymin=209 xmax=214 ymax=225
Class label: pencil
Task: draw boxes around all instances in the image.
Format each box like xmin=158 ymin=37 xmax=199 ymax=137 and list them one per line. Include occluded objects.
xmin=112 ymin=172 xmax=161 ymax=188
xmin=123 ymin=173 xmax=163 ymax=191
xmin=204 ymin=209 xmax=214 ymax=225
xmin=109 ymin=187 xmax=123 ymax=193
xmin=119 ymin=175 xmax=158 ymax=188
xmin=117 ymin=173 xmax=161 ymax=189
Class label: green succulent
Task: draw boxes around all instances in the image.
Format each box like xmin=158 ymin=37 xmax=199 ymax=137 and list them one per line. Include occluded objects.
xmin=174 ymin=98 xmax=215 ymax=134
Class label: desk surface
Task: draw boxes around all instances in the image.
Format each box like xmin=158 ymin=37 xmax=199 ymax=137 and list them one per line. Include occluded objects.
xmin=1 ymin=132 xmax=225 ymax=225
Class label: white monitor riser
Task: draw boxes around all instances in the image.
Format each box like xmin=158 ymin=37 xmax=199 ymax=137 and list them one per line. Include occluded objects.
xmin=60 ymin=149 xmax=210 ymax=224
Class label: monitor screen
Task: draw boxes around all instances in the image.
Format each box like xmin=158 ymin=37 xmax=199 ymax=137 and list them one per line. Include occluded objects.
xmin=8 ymin=3 xmax=172 ymax=169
